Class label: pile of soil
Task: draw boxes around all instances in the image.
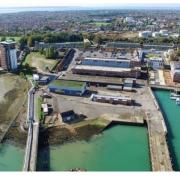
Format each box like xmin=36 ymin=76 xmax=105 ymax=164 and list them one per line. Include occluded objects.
xmin=39 ymin=124 xmax=104 ymax=148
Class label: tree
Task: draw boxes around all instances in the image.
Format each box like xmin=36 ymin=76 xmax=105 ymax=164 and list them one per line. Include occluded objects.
xmin=9 ymin=37 xmax=15 ymax=41
xmin=93 ymin=34 xmax=103 ymax=45
xmin=27 ymin=36 xmax=33 ymax=47
xmin=45 ymin=47 xmax=58 ymax=59
xmin=1 ymin=36 xmax=6 ymax=41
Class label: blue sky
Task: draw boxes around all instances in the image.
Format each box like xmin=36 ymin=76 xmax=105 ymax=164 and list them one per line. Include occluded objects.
xmin=0 ymin=0 xmax=179 ymax=7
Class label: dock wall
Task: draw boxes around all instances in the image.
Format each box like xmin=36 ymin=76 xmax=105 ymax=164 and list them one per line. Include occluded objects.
xmin=148 ymin=87 xmax=167 ymax=134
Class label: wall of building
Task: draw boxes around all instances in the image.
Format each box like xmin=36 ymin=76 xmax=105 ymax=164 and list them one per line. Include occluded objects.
xmin=0 ymin=45 xmax=7 ymax=69
xmin=10 ymin=49 xmax=18 ymax=70
xmin=82 ymin=58 xmax=131 ymax=68
xmin=48 ymin=84 xmax=86 ymax=96
xmin=72 ymin=67 xmax=141 ymax=78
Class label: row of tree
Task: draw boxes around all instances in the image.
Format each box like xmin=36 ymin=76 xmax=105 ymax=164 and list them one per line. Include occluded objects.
xmin=19 ymin=32 xmax=83 ymax=49
xmin=83 ymin=32 xmax=180 ymax=45
xmin=39 ymin=47 xmax=59 ymax=59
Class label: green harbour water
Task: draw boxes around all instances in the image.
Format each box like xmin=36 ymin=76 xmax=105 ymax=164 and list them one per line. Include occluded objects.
xmin=37 ymin=125 xmax=151 ymax=171
xmin=153 ymin=89 xmax=180 ymax=171
xmin=0 ymin=143 xmax=24 ymax=171
xmin=1 ymin=89 xmax=179 ymax=171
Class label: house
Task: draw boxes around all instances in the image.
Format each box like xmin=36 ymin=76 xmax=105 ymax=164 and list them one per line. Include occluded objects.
xmin=61 ymin=110 xmax=75 ymax=123
xmin=41 ymin=104 xmax=49 ymax=115
xmin=39 ymin=76 xmax=50 ymax=85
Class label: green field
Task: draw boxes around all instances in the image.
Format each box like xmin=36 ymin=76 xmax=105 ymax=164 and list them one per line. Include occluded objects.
xmin=23 ymin=52 xmax=58 ymax=72
xmin=146 ymin=53 xmax=161 ymax=58
xmin=90 ymin=22 xmax=111 ymax=27
xmin=0 ymin=36 xmax=21 ymax=42
xmin=49 ymin=80 xmax=85 ymax=89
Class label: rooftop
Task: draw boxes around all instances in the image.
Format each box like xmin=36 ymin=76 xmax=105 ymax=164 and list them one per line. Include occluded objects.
xmin=49 ymin=80 xmax=85 ymax=89
xmin=0 ymin=40 xmax=16 ymax=45
xmin=73 ymin=65 xmax=140 ymax=72
xmin=84 ymin=57 xmax=131 ymax=62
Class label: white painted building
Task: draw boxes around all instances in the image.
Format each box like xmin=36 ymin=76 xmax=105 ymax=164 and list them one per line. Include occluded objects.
xmin=9 ymin=49 xmax=18 ymax=70
xmin=147 ymin=57 xmax=164 ymax=70
xmin=139 ymin=31 xmax=152 ymax=38
xmin=159 ymin=29 xmax=169 ymax=37
xmin=152 ymin=32 xmax=161 ymax=37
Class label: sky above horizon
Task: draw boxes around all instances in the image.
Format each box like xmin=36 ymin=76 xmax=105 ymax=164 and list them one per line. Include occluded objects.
xmin=0 ymin=0 xmax=179 ymax=7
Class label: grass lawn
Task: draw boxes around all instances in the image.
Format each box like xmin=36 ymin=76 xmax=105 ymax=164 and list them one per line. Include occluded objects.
xmin=146 ymin=54 xmax=161 ymax=58
xmin=23 ymin=52 xmax=58 ymax=72
xmin=90 ymin=22 xmax=111 ymax=27
xmin=36 ymin=96 xmax=43 ymax=121
xmin=49 ymin=80 xmax=85 ymax=89
xmin=0 ymin=36 xmax=21 ymax=42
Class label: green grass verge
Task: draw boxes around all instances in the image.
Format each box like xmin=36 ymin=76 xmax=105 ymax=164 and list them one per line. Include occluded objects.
xmin=36 ymin=96 xmax=44 ymax=122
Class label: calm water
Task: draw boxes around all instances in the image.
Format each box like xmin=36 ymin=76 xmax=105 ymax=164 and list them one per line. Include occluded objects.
xmin=37 ymin=125 xmax=151 ymax=171
xmin=154 ymin=89 xmax=180 ymax=171
xmin=0 ymin=143 xmax=24 ymax=171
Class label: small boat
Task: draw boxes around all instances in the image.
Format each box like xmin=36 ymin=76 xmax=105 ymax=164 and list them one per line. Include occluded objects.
xmin=69 ymin=168 xmax=87 ymax=171
xmin=176 ymin=98 xmax=180 ymax=105
xmin=170 ymin=89 xmax=180 ymax=100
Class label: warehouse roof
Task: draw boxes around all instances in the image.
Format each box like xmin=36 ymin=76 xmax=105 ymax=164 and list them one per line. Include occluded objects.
xmin=73 ymin=65 xmax=140 ymax=72
xmin=49 ymin=80 xmax=85 ymax=89
xmin=84 ymin=57 xmax=131 ymax=62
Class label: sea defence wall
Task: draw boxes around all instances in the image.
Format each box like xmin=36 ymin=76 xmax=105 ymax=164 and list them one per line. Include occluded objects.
xmin=147 ymin=87 xmax=172 ymax=171
xmin=148 ymin=87 xmax=167 ymax=134
xmin=23 ymin=83 xmax=39 ymax=171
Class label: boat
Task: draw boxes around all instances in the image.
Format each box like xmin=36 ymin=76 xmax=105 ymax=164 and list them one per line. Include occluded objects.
xmin=69 ymin=168 xmax=87 ymax=171
xmin=170 ymin=89 xmax=180 ymax=100
xmin=176 ymin=98 xmax=180 ymax=105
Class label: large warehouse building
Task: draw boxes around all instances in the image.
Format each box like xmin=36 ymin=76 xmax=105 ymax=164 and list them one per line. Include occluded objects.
xmin=0 ymin=41 xmax=17 ymax=71
xmin=48 ymin=80 xmax=87 ymax=96
xmin=72 ymin=57 xmax=141 ymax=78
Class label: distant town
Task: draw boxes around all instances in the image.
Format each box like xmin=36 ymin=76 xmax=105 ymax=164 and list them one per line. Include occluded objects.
xmin=0 ymin=7 xmax=180 ymax=172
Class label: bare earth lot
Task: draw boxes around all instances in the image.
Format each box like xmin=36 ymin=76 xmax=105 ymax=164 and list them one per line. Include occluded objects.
xmin=23 ymin=52 xmax=58 ymax=72
xmin=0 ymin=73 xmax=29 ymax=141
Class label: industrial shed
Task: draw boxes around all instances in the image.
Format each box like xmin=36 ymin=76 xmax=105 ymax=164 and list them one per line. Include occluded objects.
xmin=48 ymin=80 xmax=87 ymax=96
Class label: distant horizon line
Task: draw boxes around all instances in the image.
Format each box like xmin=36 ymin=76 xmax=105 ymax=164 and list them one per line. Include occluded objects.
xmin=0 ymin=3 xmax=180 ymax=8
xmin=0 ymin=4 xmax=179 ymax=14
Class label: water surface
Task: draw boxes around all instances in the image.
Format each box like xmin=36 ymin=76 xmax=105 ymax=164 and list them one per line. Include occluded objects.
xmin=37 ymin=125 xmax=151 ymax=171
xmin=154 ymin=89 xmax=180 ymax=171
xmin=0 ymin=143 xmax=24 ymax=171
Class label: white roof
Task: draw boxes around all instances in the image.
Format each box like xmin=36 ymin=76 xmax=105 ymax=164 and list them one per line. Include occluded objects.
xmin=73 ymin=65 xmax=137 ymax=72
xmin=33 ymin=74 xmax=40 ymax=81
xmin=41 ymin=104 xmax=48 ymax=113
xmin=84 ymin=57 xmax=131 ymax=62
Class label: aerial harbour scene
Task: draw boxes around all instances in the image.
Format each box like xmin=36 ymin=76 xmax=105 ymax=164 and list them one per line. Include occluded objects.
xmin=0 ymin=0 xmax=180 ymax=174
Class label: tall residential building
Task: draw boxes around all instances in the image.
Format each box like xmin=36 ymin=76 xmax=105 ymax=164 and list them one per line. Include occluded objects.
xmin=0 ymin=41 xmax=17 ymax=71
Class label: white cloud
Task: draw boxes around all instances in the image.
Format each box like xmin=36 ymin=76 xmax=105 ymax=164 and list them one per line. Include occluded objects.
xmin=0 ymin=0 xmax=179 ymax=7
